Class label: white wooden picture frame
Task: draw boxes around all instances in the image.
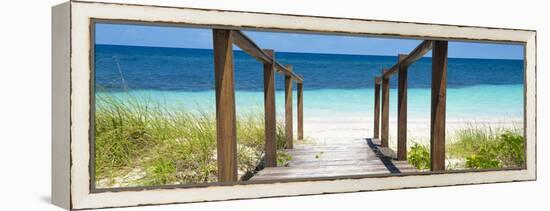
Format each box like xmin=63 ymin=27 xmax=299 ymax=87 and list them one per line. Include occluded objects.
xmin=52 ymin=1 xmax=536 ymax=210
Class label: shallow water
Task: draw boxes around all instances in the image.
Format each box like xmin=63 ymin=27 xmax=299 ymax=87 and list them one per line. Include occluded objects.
xmin=95 ymin=45 xmax=524 ymax=121
xmin=100 ymin=83 xmax=523 ymax=121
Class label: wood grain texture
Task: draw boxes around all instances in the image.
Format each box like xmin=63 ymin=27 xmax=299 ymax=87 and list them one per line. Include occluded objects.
xmin=381 ymin=72 xmax=390 ymax=147
xmin=231 ymin=30 xmax=272 ymax=64
xmin=250 ymin=139 xmax=417 ymax=181
xmin=397 ymin=54 xmax=408 ymax=161
xmin=263 ymin=49 xmax=277 ymax=167
xmin=231 ymin=30 xmax=302 ymax=82
xmin=276 ymin=61 xmax=303 ymax=83
xmin=383 ymin=40 xmax=433 ymax=78
xmin=213 ymin=29 xmax=238 ymax=182
xmin=297 ymin=82 xmax=304 ymax=140
xmin=430 ymin=41 xmax=448 ymax=171
xmin=285 ymin=65 xmax=294 ymax=149
xmin=373 ymin=82 xmax=381 ymax=139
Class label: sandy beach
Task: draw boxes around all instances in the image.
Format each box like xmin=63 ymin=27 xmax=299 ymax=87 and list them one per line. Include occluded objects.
xmin=301 ymin=116 xmax=523 ymax=147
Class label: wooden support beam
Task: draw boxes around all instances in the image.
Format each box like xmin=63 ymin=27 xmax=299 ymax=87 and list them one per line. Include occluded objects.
xmin=231 ymin=30 xmax=272 ymax=64
xmin=397 ymin=54 xmax=408 ymax=161
xmin=430 ymin=40 xmax=448 ymax=171
xmin=297 ymin=82 xmax=304 ymax=140
xmin=263 ymin=49 xmax=277 ymax=167
xmin=231 ymin=30 xmax=303 ymax=83
xmin=380 ymin=70 xmax=390 ymax=147
xmin=373 ymin=81 xmax=381 ymax=139
xmin=383 ymin=40 xmax=434 ymax=78
xmin=213 ymin=29 xmax=238 ymax=182
xmin=276 ymin=62 xmax=303 ymax=83
xmin=285 ymin=65 xmax=294 ymax=149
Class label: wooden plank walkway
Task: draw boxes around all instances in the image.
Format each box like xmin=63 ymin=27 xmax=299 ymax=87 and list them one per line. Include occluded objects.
xmin=250 ymin=138 xmax=418 ymax=181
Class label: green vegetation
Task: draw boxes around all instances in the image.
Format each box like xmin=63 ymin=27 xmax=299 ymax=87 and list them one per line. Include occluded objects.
xmin=407 ymin=143 xmax=431 ymax=170
xmin=407 ymin=124 xmax=524 ymax=170
xmin=95 ymin=93 xmax=289 ymax=188
xmin=277 ymin=151 xmax=293 ymax=166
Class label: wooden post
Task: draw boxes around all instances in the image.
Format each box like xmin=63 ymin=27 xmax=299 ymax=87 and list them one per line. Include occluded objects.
xmin=397 ymin=54 xmax=408 ymax=161
xmin=381 ymin=71 xmax=390 ymax=148
xmin=430 ymin=41 xmax=448 ymax=171
xmin=263 ymin=49 xmax=277 ymax=167
xmin=373 ymin=78 xmax=381 ymax=139
xmin=297 ymin=82 xmax=304 ymax=140
xmin=213 ymin=29 xmax=238 ymax=182
xmin=285 ymin=65 xmax=294 ymax=149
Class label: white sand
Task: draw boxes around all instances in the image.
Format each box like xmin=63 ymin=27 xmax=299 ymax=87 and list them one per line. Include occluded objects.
xmin=300 ymin=116 xmax=522 ymax=148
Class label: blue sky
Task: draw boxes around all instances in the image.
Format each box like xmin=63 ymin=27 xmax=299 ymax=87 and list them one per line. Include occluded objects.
xmin=95 ymin=23 xmax=524 ymax=60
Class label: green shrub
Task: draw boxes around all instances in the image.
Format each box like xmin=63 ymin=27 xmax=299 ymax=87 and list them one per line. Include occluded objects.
xmin=407 ymin=143 xmax=430 ymax=170
xmin=498 ymin=131 xmax=524 ymax=167
xmin=465 ymin=146 xmax=501 ymax=169
xmin=450 ymin=124 xmax=524 ymax=170
xmin=277 ymin=151 xmax=292 ymax=166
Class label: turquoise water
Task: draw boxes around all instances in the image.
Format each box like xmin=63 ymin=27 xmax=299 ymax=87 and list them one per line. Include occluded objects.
xmin=95 ymin=45 xmax=524 ymax=121
xmin=104 ymin=84 xmax=523 ymax=120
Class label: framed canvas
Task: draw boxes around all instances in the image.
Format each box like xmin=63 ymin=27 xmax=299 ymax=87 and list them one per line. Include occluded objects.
xmin=52 ymin=0 xmax=536 ymax=210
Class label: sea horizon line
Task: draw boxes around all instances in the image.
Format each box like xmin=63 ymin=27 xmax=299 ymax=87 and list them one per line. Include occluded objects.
xmin=95 ymin=43 xmax=524 ymax=61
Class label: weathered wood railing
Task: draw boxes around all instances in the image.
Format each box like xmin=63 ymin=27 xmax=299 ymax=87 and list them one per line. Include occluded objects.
xmin=212 ymin=29 xmax=304 ymax=182
xmin=373 ymin=40 xmax=448 ymax=171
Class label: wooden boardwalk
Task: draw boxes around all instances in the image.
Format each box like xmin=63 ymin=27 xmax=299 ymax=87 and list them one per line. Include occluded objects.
xmin=209 ymin=30 xmax=447 ymax=180
xmin=250 ymin=138 xmax=418 ymax=181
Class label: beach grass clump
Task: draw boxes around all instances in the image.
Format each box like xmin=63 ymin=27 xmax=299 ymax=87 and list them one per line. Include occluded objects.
xmin=461 ymin=131 xmax=524 ymax=169
xmin=449 ymin=124 xmax=524 ymax=169
xmin=94 ymin=93 xmax=288 ymax=188
xmin=406 ymin=123 xmax=524 ymax=170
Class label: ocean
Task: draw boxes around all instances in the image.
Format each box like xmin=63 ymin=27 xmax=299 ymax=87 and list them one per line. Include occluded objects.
xmin=95 ymin=44 xmax=524 ymax=120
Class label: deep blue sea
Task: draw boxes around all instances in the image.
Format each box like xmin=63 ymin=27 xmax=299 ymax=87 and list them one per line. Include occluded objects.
xmin=95 ymin=44 xmax=524 ymax=120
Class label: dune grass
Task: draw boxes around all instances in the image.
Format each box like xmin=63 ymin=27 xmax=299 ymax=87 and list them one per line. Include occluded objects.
xmin=95 ymin=91 xmax=524 ymax=185
xmin=94 ymin=93 xmax=288 ymax=188
xmin=449 ymin=123 xmax=524 ymax=169
xmin=407 ymin=123 xmax=524 ymax=170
